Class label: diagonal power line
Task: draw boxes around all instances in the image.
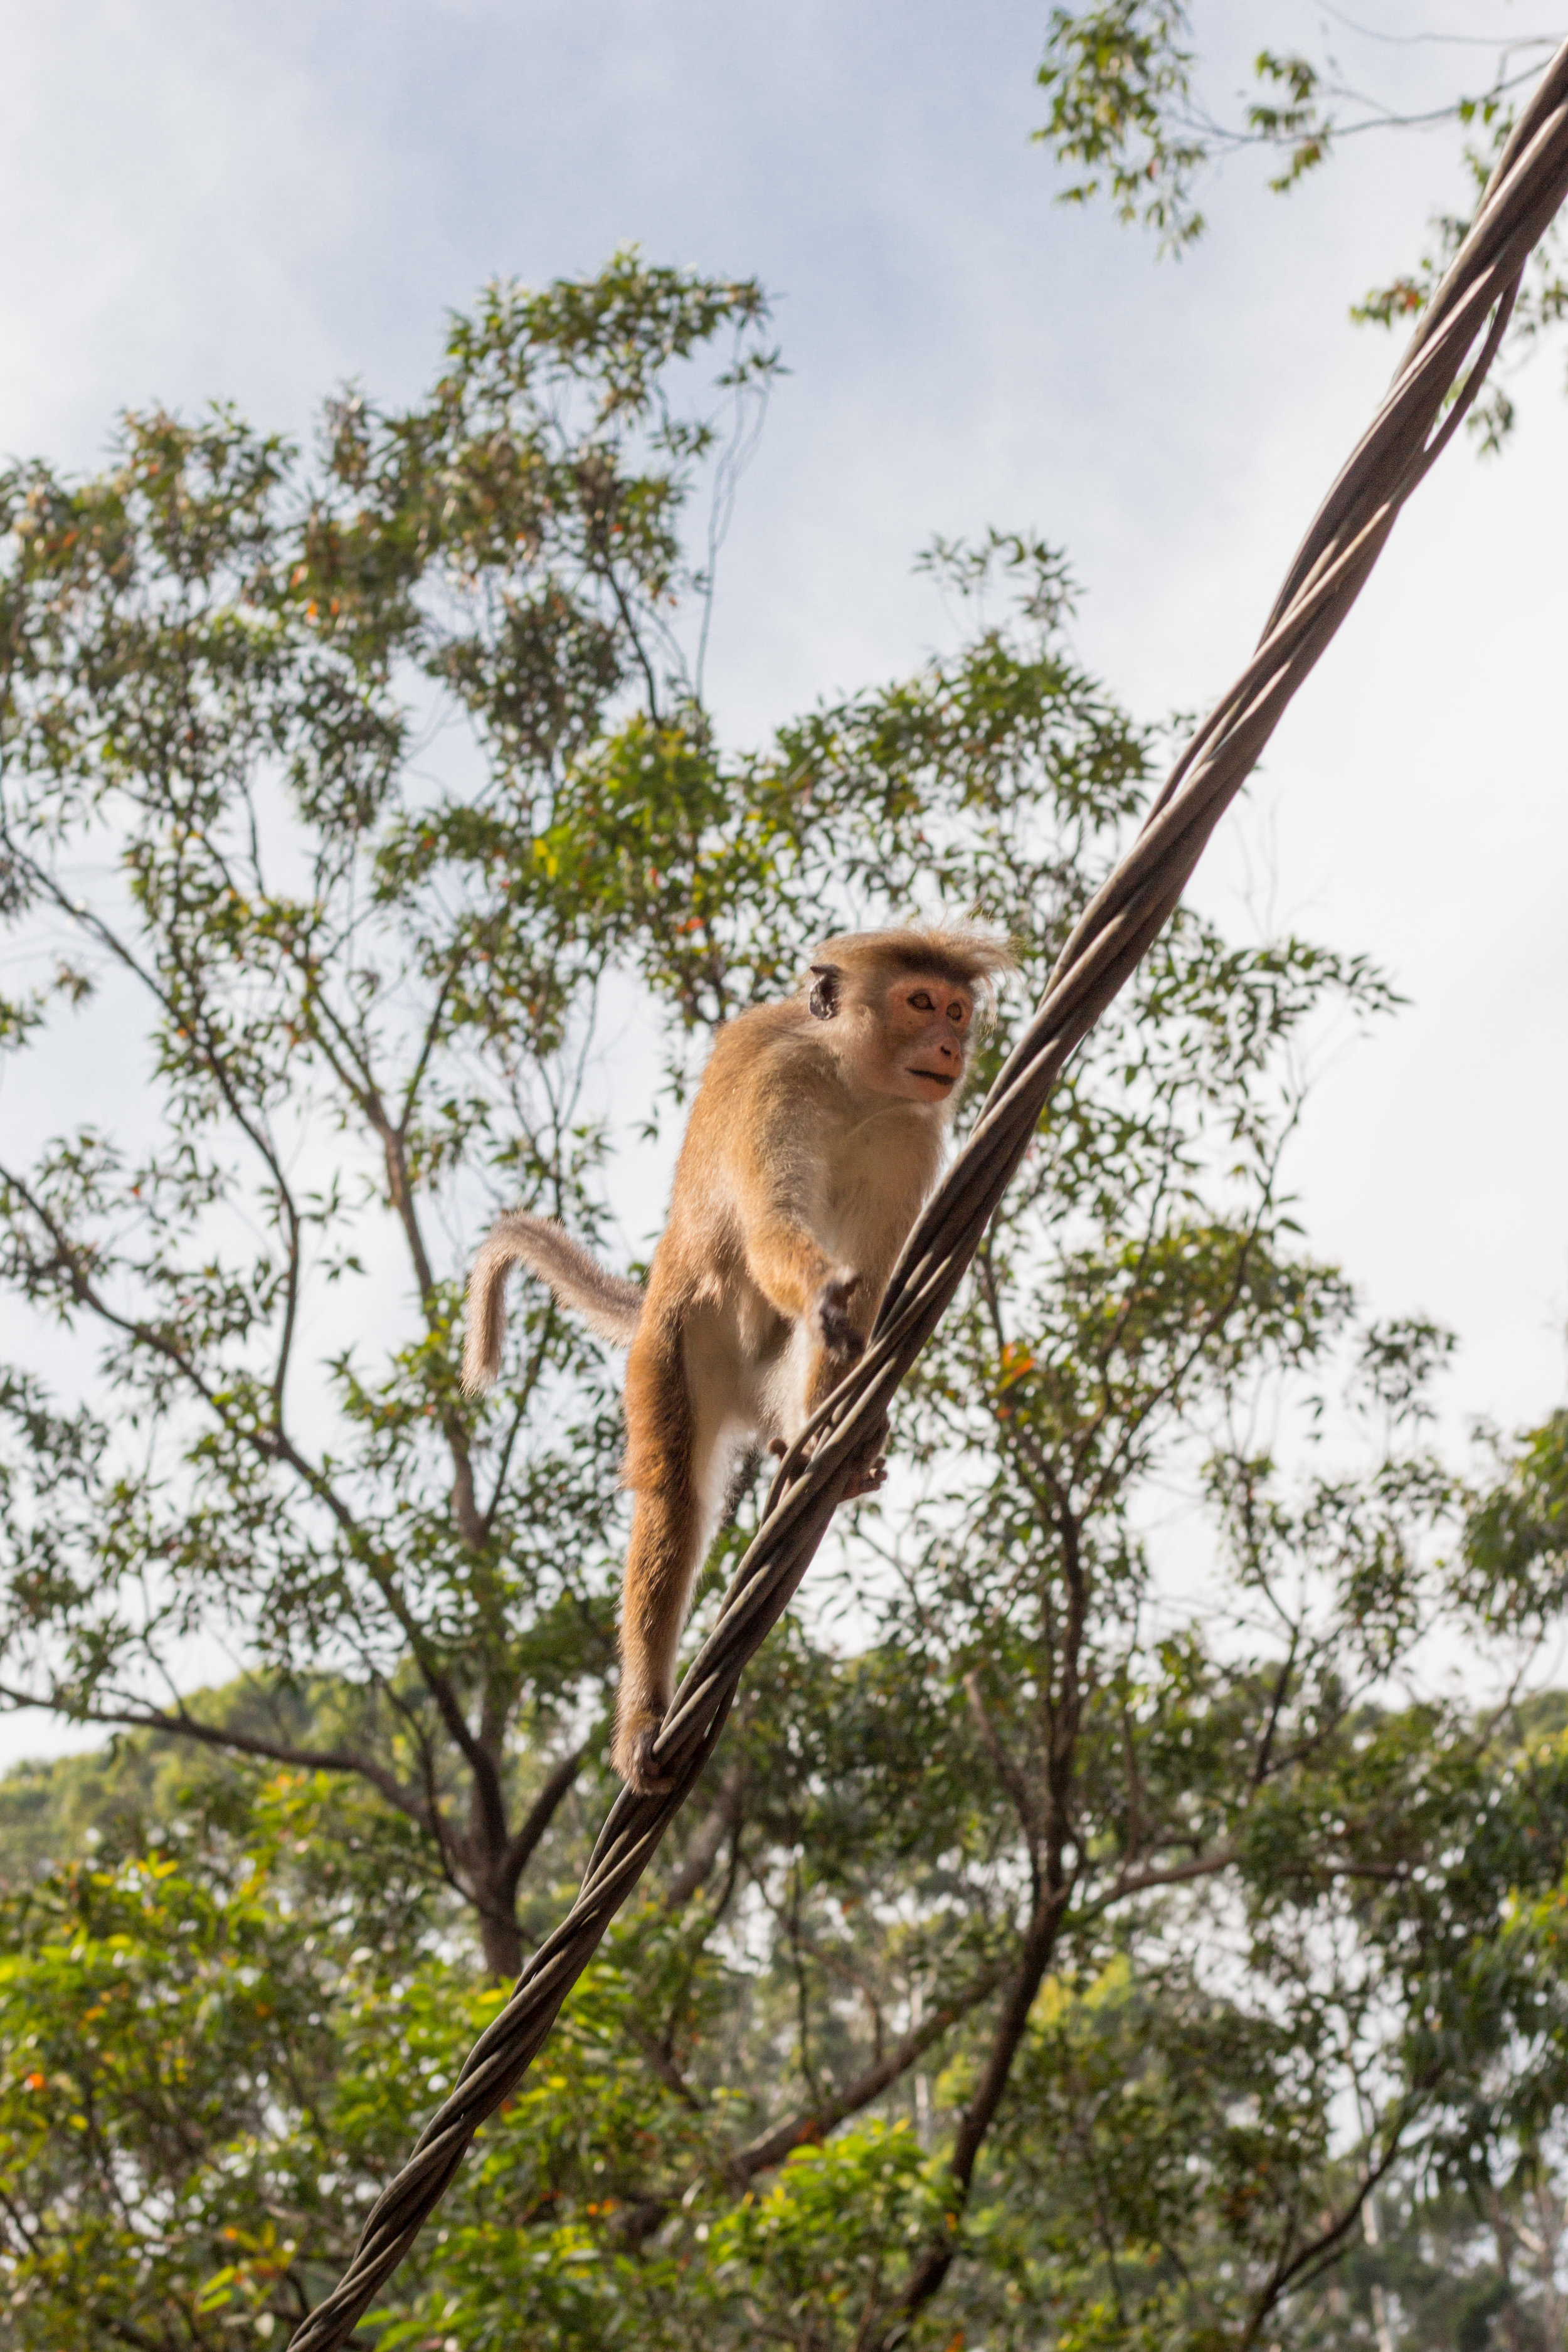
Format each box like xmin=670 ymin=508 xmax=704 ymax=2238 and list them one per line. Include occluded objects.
xmin=288 ymin=40 xmax=1568 ymax=2349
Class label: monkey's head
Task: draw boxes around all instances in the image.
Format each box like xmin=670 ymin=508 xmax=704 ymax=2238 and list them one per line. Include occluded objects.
xmin=803 ymin=926 xmax=1016 ymax=1113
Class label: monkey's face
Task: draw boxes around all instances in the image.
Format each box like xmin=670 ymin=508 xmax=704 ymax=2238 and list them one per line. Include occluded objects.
xmin=854 ymin=970 xmax=975 ymax=1106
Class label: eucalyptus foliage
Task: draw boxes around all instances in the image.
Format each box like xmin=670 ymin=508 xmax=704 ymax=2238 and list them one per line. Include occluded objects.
xmin=1033 ymin=4 xmax=1568 ymax=448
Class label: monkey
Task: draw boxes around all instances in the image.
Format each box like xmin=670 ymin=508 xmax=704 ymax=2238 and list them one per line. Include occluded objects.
xmin=462 ymin=924 xmax=1015 ymax=1794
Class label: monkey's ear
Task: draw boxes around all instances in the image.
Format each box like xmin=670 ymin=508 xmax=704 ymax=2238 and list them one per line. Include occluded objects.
xmin=808 ymin=963 xmax=842 ymax=1020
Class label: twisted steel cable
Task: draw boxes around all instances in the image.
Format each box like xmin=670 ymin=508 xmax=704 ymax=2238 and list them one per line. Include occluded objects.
xmin=289 ymin=41 xmax=1568 ymax=2349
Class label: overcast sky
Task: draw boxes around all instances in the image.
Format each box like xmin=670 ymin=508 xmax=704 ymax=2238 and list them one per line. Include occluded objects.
xmin=3 ymin=1 xmax=1565 ymax=1724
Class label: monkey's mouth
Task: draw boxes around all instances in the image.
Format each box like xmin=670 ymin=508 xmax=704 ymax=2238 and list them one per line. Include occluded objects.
xmin=909 ymin=1066 xmax=956 ymax=1089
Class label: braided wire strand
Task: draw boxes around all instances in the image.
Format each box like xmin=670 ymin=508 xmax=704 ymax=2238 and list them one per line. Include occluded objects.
xmin=288 ymin=43 xmax=1568 ymax=2348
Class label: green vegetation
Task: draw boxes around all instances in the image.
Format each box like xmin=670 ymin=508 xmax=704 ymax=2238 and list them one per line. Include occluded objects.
xmin=2 ymin=252 xmax=1567 ymax=2348
xmin=1033 ymin=5 xmax=1568 ymax=449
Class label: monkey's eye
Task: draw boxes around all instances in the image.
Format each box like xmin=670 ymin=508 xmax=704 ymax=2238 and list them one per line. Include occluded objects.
xmin=946 ymin=1002 xmax=967 ymax=1024
xmin=908 ymin=990 xmax=936 ymax=1012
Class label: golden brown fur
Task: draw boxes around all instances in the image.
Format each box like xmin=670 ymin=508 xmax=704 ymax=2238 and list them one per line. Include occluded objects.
xmin=464 ymin=924 xmax=1014 ymax=1791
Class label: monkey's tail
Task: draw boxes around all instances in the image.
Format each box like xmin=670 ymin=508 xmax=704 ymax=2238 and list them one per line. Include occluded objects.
xmin=462 ymin=1211 xmax=645 ymax=1392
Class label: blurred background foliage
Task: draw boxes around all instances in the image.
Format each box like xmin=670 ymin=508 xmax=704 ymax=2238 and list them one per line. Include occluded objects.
xmin=1 ymin=250 xmax=1567 ymax=2351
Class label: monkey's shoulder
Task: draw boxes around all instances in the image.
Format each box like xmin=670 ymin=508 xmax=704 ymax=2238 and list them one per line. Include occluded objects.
xmin=696 ymin=1000 xmax=842 ymax=1113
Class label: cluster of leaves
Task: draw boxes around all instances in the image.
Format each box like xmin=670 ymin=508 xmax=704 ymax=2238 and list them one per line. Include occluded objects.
xmin=1033 ymin=5 xmax=1568 ymax=445
xmin=10 ymin=1579 xmax=1568 ymax=2351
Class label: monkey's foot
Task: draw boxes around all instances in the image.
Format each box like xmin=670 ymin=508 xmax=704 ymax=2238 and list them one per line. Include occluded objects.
xmin=840 ymin=1452 xmax=887 ymax=1501
xmin=613 ymin=1710 xmax=675 ymax=1797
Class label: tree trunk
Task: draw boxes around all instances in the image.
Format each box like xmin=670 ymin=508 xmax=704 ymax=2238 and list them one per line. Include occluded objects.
xmin=477 ymin=1900 xmax=523 ymax=1981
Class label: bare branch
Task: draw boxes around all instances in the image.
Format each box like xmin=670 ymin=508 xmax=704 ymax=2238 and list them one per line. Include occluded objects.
xmin=964 ymin=1670 xmax=1041 ymax=1859
xmin=0 ymin=1683 xmax=436 ymax=1830
xmin=1240 ymin=2104 xmax=1427 ymax=2346
xmin=731 ymin=1957 xmax=1005 ymax=2179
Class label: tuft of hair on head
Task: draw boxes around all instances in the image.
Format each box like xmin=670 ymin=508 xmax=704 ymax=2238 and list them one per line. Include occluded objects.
xmin=802 ymin=923 xmax=1018 ymax=1033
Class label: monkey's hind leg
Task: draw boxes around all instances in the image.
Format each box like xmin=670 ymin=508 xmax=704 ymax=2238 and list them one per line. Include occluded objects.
xmin=614 ymin=1331 xmax=731 ymax=1795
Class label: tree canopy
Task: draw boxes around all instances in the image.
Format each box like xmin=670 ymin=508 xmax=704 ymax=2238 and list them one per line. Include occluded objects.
xmin=2 ymin=253 xmax=1567 ymax=2351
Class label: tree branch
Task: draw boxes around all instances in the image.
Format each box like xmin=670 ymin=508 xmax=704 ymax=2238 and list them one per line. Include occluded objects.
xmin=661 ymin=1758 xmax=746 ymax=1911
xmin=1084 ymin=1844 xmax=1242 ymax=1914
xmin=1239 ymin=2104 xmax=1424 ymax=2347
xmin=0 ymin=1683 xmax=436 ymax=1829
xmin=730 ymin=1957 xmax=1005 ymax=2180
xmin=881 ymin=1889 xmax=1069 ymax=2340
xmin=495 ymin=1743 xmax=588 ymax=1913
xmin=964 ymin=1670 xmax=1041 ymax=1860
xmin=0 ymin=1158 xmax=505 ymax=1821
xmin=359 ymin=1084 xmax=487 ymax=1553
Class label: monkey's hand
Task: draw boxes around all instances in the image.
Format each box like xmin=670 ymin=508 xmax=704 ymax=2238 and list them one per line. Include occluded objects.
xmin=613 ymin=1707 xmax=675 ymax=1798
xmin=816 ymin=1270 xmax=866 ymax=1360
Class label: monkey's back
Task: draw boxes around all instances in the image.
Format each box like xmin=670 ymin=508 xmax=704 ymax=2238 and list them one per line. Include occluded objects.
xmin=645 ymin=999 xmax=943 ymax=1330
xmin=649 ymin=1001 xmax=831 ymax=1302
